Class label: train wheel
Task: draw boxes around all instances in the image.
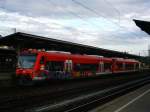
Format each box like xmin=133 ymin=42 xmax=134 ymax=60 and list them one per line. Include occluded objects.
xmin=17 ymin=76 xmax=34 ymax=86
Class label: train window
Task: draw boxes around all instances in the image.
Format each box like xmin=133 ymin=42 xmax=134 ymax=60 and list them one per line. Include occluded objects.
xmin=74 ymin=63 xmax=98 ymax=71
xmin=46 ymin=61 xmax=64 ymax=71
xmin=104 ymin=63 xmax=112 ymax=71
xmin=18 ymin=55 xmax=36 ymax=68
xmin=116 ymin=63 xmax=123 ymax=70
xmin=135 ymin=64 xmax=139 ymax=69
xmin=65 ymin=60 xmax=72 ymax=72
xmin=74 ymin=64 xmax=81 ymax=71
xmin=126 ymin=64 xmax=134 ymax=70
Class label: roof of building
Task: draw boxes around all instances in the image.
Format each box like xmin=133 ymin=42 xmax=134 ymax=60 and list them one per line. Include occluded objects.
xmin=133 ymin=19 xmax=150 ymax=35
xmin=0 ymin=32 xmax=142 ymax=59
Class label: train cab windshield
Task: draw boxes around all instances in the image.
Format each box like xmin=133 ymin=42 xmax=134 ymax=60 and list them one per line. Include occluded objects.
xmin=18 ymin=55 xmax=36 ymax=68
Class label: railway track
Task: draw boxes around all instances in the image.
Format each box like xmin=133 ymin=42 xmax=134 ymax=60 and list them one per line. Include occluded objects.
xmin=0 ymin=72 xmax=149 ymax=112
xmin=29 ymin=76 xmax=150 ymax=112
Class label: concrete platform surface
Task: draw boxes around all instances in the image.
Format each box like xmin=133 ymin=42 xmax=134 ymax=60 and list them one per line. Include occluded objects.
xmin=91 ymin=83 xmax=150 ymax=112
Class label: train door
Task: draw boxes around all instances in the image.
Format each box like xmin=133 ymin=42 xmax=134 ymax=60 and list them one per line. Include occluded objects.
xmin=134 ymin=63 xmax=140 ymax=71
xmin=112 ymin=59 xmax=116 ymax=73
xmin=64 ymin=60 xmax=72 ymax=78
xmin=65 ymin=60 xmax=73 ymax=72
xmin=139 ymin=63 xmax=141 ymax=70
xmin=100 ymin=62 xmax=104 ymax=72
xmin=39 ymin=56 xmax=45 ymax=70
xmin=123 ymin=62 xmax=125 ymax=71
xmin=134 ymin=63 xmax=136 ymax=71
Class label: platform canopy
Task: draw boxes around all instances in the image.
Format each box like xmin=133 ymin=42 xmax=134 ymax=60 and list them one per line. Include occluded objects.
xmin=0 ymin=48 xmax=16 ymax=55
xmin=133 ymin=19 xmax=150 ymax=35
xmin=0 ymin=32 xmax=142 ymax=59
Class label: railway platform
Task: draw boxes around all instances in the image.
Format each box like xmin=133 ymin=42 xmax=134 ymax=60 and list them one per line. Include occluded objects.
xmin=91 ymin=83 xmax=150 ymax=112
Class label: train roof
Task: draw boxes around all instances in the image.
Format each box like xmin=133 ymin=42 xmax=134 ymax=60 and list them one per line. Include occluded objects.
xmin=21 ymin=50 xmax=140 ymax=62
xmin=112 ymin=57 xmax=139 ymax=62
xmin=42 ymin=51 xmax=100 ymax=63
xmin=20 ymin=50 xmax=140 ymax=63
xmin=124 ymin=59 xmax=139 ymax=63
xmin=44 ymin=51 xmax=100 ymax=59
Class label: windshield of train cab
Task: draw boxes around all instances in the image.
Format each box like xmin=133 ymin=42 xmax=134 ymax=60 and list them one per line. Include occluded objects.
xmin=18 ymin=54 xmax=37 ymax=69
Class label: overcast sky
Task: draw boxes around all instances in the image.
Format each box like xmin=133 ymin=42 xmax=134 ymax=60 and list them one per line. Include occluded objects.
xmin=0 ymin=0 xmax=150 ymax=56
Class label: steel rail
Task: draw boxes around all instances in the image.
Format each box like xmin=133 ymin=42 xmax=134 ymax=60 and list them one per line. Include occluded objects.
xmin=30 ymin=76 xmax=150 ymax=112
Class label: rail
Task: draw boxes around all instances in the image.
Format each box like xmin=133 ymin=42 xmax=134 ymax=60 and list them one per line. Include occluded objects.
xmin=30 ymin=76 xmax=150 ymax=112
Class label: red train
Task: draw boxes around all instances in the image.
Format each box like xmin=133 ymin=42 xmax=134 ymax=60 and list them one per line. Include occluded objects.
xmin=16 ymin=49 xmax=141 ymax=85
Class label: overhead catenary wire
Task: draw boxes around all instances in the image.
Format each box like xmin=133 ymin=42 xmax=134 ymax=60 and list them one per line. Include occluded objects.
xmin=49 ymin=0 xmax=134 ymax=44
xmin=1 ymin=0 xmax=146 ymax=55
xmin=72 ymin=0 xmax=141 ymax=38
xmin=48 ymin=1 xmax=113 ymax=40
xmin=103 ymin=0 xmax=120 ymax=24
xmin=72 ymin=0 xmax=121 ymax=25
xmin=48 ymin=0 xmax=148 ymax=56
xmin=1 ymin=0 xmax=138 ymax=43
xmin=69 ymin=0 xmax=148 ymax=56
xmin=48 ymin=0 xmax=118 ymax=42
